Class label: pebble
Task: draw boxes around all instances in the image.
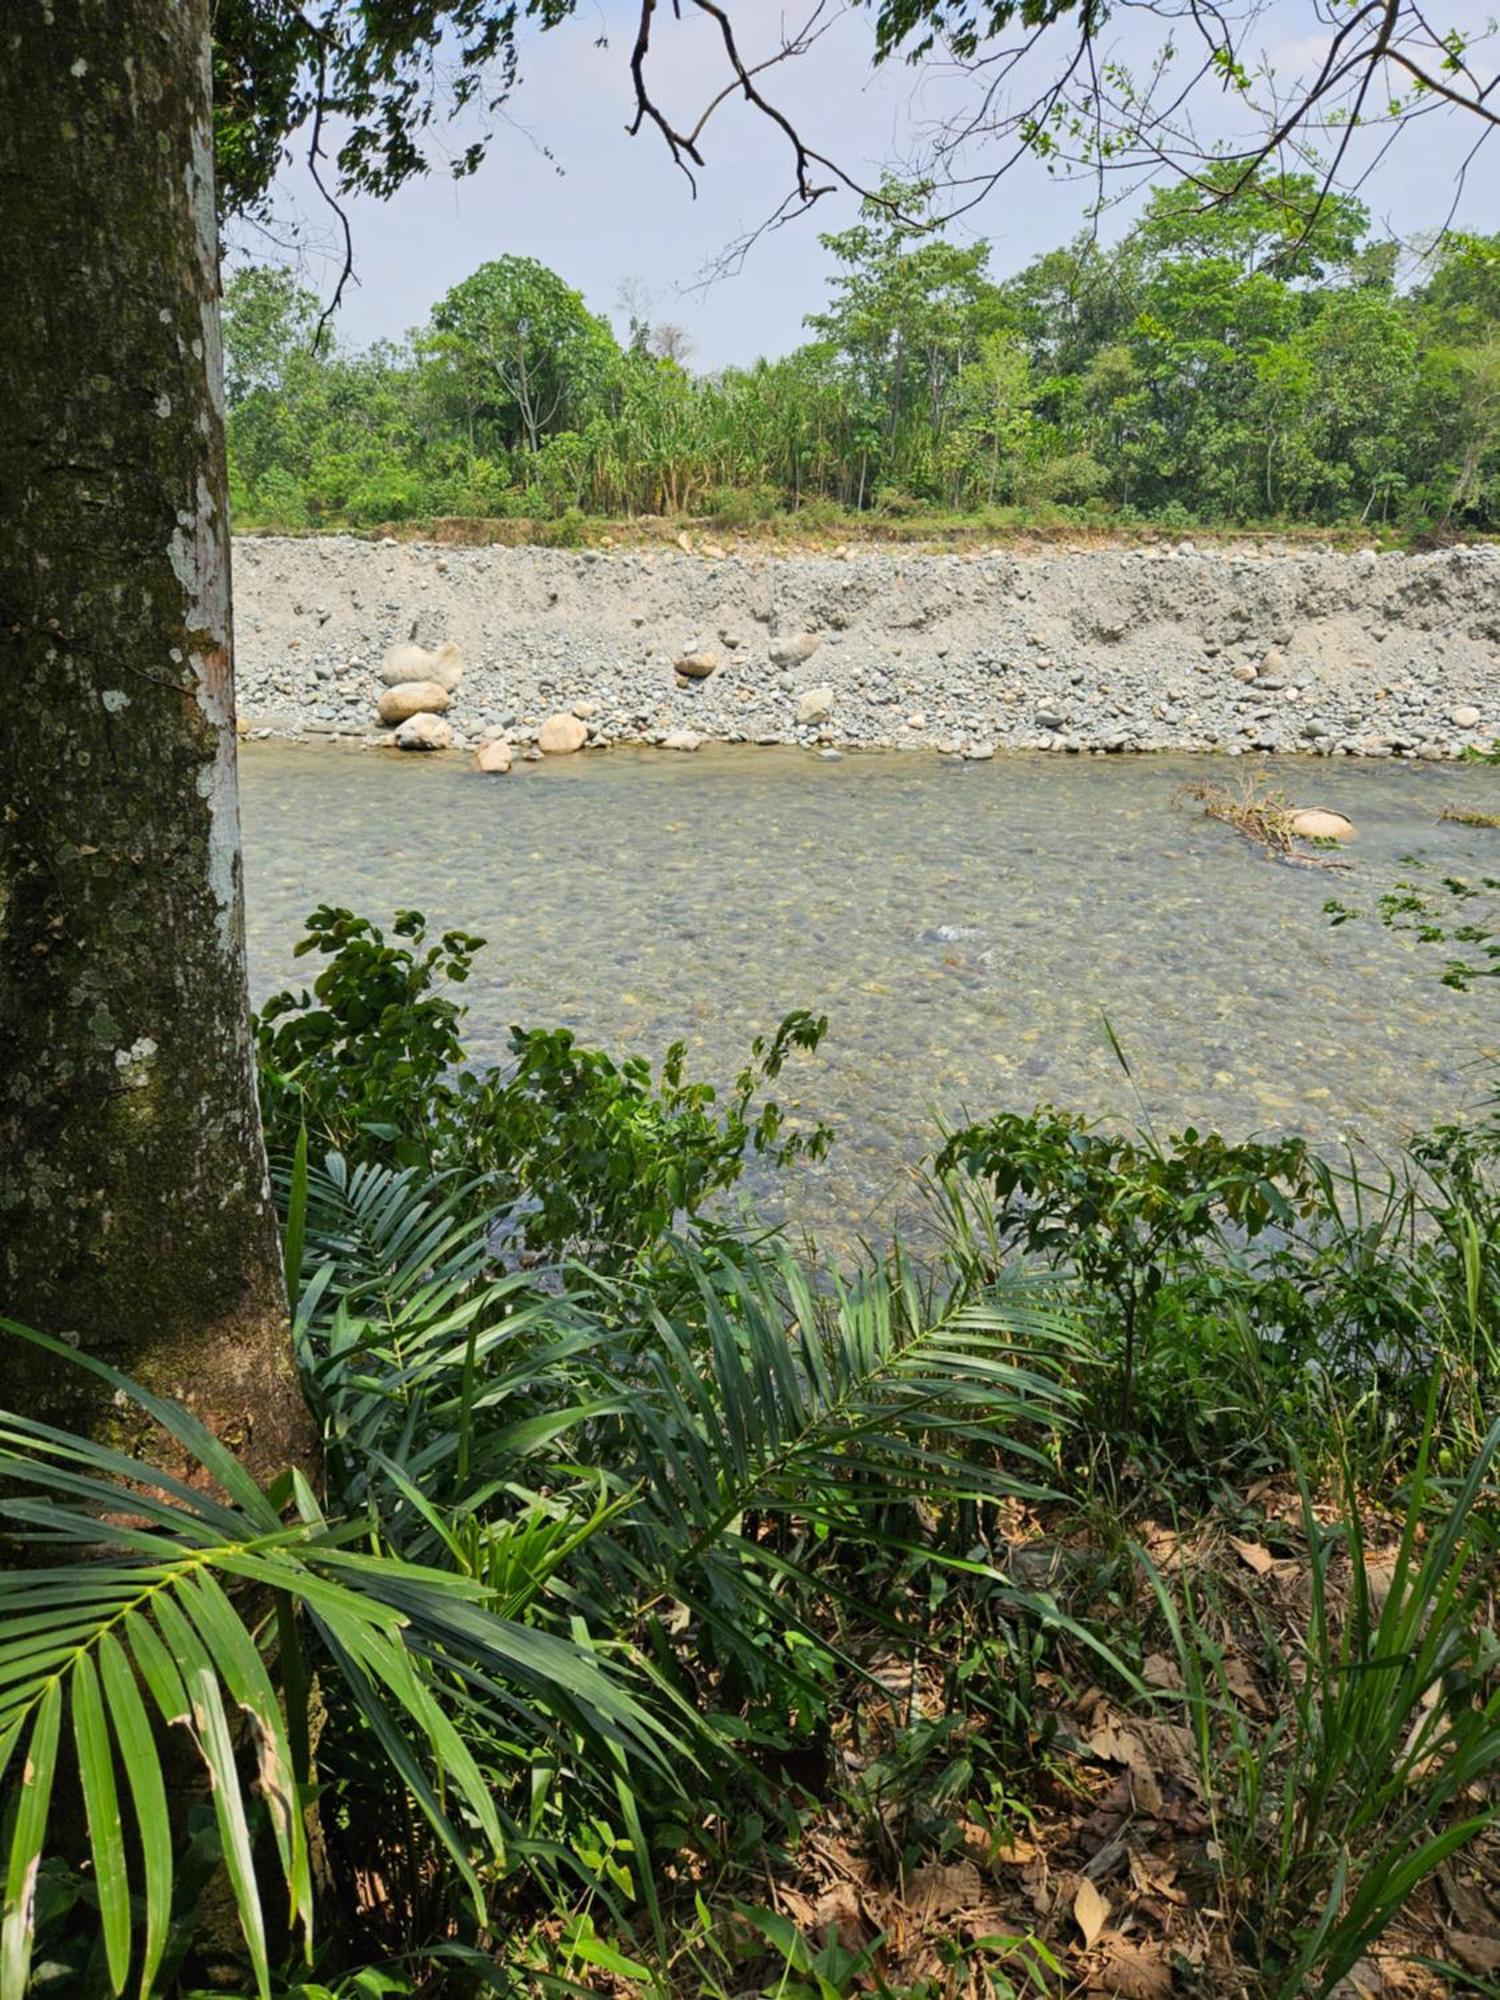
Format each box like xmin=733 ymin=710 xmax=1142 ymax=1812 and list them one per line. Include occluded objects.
xmin=770 ymin=633 xmax=822 ymax=668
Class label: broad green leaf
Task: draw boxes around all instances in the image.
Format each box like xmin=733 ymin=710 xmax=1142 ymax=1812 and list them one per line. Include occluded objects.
xmin=285 ymin=1120 xmax=310 ymax=1316
xmin=126 ymin=1608 xmax=190 ymax=1726
xmin=72 ymin=1651 xmax=131 ymax=1995
xmin=98 ymin=1630 xmax=174 ymax=2000
xmin=152 ymin=1595 xmax=271 ymax=2000
xmin=177 ymin=1571 xmax=311 ymax=1934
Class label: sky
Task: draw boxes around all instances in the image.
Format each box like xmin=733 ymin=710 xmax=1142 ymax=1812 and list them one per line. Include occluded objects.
xmin=234 ymin=0 xmax=1500 ymax=370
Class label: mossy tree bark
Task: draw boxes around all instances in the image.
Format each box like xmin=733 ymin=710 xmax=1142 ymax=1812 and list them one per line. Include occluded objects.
xmin=0 ymin=0 xmax=315 ymax=1484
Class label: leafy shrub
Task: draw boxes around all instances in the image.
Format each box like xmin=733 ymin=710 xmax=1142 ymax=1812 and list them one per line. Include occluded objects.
xmin=1153 ymin=498 xmax=1196 ymax=531
xmin=871 ymin=486 xmax=925 ymax=518
xmin=705 ymin=483 xmax=782 ymax=527
xmin=787 ymin=496 xmax=848 ymax=534
xmin=248 ymin=463 xmax=312 ymax=529
xmin=938 ymin=1073 xmax=1500 ymax=1474
xmin=532 ymin=504 xmax=589 ymax=546
xmin=256 ymin=907 xmax=832 ymax=1270
xmin=936 ymin=1105 xmax=1317 ymax=1435
xmin=344 ymin=469 xmax=428 ymax=524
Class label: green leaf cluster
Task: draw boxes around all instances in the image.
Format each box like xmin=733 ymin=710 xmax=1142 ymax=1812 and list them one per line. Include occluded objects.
xmin=256 ymin=907 xmax=832 ymax=1275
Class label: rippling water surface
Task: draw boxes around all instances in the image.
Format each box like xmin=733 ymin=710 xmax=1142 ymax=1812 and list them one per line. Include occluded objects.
xmin=241 ymin=743 xmax=1500 ymax=1240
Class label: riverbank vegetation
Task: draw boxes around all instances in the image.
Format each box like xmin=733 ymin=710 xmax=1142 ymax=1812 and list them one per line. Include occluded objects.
xmin=4 ymin=908 xmax=1497 ymax=2000
xmin=226 ymin=174 xmax=1500 ymax=543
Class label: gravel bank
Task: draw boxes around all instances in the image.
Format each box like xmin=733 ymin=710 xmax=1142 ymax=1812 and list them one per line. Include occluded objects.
xmin=234 ymin=536 xmax=1500 ymax=758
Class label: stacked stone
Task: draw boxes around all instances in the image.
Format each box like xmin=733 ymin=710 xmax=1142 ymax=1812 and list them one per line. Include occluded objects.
xmin=377 ymin=641 xmax=463 ymax=750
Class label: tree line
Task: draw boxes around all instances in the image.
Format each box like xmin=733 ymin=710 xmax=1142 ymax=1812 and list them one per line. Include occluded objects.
xmin=227 ymin=171 xmax=1500 ymax=537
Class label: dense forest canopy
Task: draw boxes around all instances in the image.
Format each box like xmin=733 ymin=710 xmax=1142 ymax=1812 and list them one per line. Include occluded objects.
xmin=226 ymin=175 xmax=1500 ymax=533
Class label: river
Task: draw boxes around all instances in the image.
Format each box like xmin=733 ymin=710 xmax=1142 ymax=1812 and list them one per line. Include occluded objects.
xmin=241 ymin=743 xmax=1500 ymax=1242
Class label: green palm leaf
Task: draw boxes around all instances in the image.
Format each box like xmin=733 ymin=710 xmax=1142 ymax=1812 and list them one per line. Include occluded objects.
xmin=0 ymin=1317 xmax=670 ymax=2000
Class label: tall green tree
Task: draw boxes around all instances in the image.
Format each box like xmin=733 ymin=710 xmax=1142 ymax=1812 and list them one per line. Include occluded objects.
xmin=0 ymin=0 xmax=313 ymax=1478
xmin=1137 ymin=166 xmax=1370 ymax=280
xmin=808 ymin=184 xmax=1011 ymax=496
xmin=426 ymin=257 xmax=621 ymax=455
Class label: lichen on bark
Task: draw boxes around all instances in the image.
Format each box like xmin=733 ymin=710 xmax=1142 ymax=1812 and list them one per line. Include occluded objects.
xmin=0 ymin=0 xmax=316 ymax=1485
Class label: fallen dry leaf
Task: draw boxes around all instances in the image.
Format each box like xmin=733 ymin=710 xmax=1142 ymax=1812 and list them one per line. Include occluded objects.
xmin=1134 ymin=1718 xmax=1203 ymax=1790
xmin=1363 ymin=1551 xmax=1401 ymax=1608
xmin=1328 ymin=1959 xmax=1385 ymax=1997
xmin=1129 ymin=1763 xmax=1165 ymax=1817
xmin=1082 ymin=1838 xmax=1128 ymax=1886
xmin=1223 ymin=1651 xmax=1270 ymax=1718
xmin=1088 ymin=1716 xmax=1169 ymax=1815
xmin=1142 ymin=1652 xmax=1184 ymax=1692
xmin=811 ymin=1881 xmax=867 ymax=1952
xmin=992 ymin=1835 xmax=1039 ymax=1866
xmin=906 ymin=1860 xmax=983 ymax=1920
xmin=1450 ymin=1931 xmax=1500 ymax=1975
xmin=1087 ymin=1935 xmax=1173 ymax=1997
xmin=774 ymin=1887 xmax=818 ymax=1929
xmin=1128 ymin=1851 xmax=1184 ymax=1904
xmin=1073 ymin=1876 xmax=1110 ymax=1950
xmin=1438 ymin=1860 xmax=1498 ymax=1932
xmin=1229 ymin=1535 xmax=1277 ymax=1575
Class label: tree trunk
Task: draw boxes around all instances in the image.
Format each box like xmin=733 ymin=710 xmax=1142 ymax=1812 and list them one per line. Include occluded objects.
xmin=0 ymin=0 xmax=315 ymax=1485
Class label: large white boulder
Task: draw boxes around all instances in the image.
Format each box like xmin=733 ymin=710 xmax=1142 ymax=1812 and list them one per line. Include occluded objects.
xmin=378 ymin=680 xmax=451 ymax=725
xmin=379 ymin=639 xmax=464 ymax=690
xmin=538 ymin=713 xmax=588 ymax=755
xmin=772 ymin=633 xmax=821 ymax=668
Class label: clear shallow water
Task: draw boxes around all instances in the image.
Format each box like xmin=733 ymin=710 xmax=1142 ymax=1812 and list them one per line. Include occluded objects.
xmin=241 ymin=744 xmax=1500 ymax=1242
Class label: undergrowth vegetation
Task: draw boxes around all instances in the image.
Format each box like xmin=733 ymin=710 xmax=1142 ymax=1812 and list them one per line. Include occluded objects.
xmin=2 ymin=909 xmax=1496 ymax=1999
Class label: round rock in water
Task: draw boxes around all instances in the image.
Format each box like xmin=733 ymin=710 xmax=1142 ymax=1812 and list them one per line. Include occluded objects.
xmin=394 ymin=713 xmax=453 ymax=752
xmin=475 ymin=738 xmax=513 ymax=774
xmin=538 ymin=712 xmax=588 ymax=755
xmin=378 ymin=680 xmax=451 ymax=724
xmin=1289 ymin=808 xmax=1356 ymax=841
xmin=662 ymin=728 xmax=702 ymax=751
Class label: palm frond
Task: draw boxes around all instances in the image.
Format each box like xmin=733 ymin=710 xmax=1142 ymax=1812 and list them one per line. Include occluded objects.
xmin=0 ymin=1320 xmax=673 ymax=2000
xmin=525 ymin=1245 xmax=1095 ymax=1689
